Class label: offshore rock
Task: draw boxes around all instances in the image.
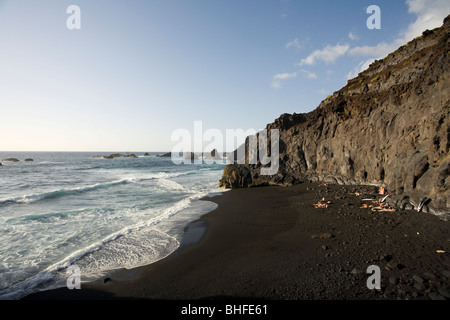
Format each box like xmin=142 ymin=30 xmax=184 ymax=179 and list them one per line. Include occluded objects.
xmin=219 ymin=16 xmax=450 ymax=215
xmin=93 ymin=153 xmax=138 ymax=159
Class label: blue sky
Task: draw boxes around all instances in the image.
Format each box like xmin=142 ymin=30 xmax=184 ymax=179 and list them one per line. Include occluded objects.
xmin=0 ymin=0 xmax=449 ymax=152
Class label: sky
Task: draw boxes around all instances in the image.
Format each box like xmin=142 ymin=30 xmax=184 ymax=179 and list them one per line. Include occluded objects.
xmin=0 ymin=0 xmax=449 ymax=152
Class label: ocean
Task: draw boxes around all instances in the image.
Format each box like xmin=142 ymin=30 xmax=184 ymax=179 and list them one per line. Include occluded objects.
xmin=0 ymin=151 xmax=226 ymax=299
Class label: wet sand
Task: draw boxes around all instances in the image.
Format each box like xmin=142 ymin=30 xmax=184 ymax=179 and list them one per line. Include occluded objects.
xmin=24 ymin=183 xmax=450 ymax=301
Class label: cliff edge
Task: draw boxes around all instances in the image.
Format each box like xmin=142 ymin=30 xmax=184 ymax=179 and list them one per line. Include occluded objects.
xmin=219 ymin=15 xmax=450 ymax=216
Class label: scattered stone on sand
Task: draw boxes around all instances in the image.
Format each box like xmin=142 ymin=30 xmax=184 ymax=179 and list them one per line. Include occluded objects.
xmin=311 ymin=233 xmax=334 ymax=239
xmin=385 ymin=261 xmax=404 ymax=271
xmin=428 ymin=292 xmax=446 ymax=300
xmin=438 ymin=288 xmax=450 ymax=298
xmin=413 ymin=275 xmax=424 ymax=283
xmin=389 ymin=276 xmax=399 ymax=285
xmin=423 ymin=271 xmax=437 ymax=280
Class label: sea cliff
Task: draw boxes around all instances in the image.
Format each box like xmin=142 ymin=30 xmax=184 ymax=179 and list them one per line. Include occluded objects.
xmin=219 ymin=15 xmax=450 ymax=215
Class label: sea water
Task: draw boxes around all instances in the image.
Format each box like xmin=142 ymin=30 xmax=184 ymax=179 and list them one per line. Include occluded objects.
xmin=0 ymin=152 xmax=226 ymax=299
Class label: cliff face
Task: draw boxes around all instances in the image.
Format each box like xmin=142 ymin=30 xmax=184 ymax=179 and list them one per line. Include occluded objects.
xmin=219 ymin=16 xmax=450 ymax=216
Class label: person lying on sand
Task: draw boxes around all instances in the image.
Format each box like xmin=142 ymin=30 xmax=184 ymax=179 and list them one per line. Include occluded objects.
xmin=371 ymin=202 xmax=396 ymax=212
xmin=313 ymin=197 xmax=331 ymax=208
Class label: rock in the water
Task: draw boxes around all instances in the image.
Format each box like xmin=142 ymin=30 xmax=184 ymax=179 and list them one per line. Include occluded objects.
xmin=157 ymin=152 xmax=172 ymax=157
xmin=144 ymin=153 xmax=150 ymax=156
xmin=126 ymin=154 xmax=138 ymax=158
xmin=93 ymin=153 xmax=138 ymax=159
xmin=24 ymin=158 xmax=34 ymax=162
xmin=183 ymin=152 xmax=198 ymax=161
xmin=204 ymin=149 xmax=222 ymax=161
xmin=2 ymin=158 xmax=19 ymax=162
xmin=217 ymin=15 xmax=450 ymax=215
xmin=0 ymin=163 xmax=2 ymax=166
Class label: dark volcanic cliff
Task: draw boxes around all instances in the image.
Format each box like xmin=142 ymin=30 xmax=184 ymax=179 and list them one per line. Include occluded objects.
xmin=219 ymin=16 xmax=450 ymax=216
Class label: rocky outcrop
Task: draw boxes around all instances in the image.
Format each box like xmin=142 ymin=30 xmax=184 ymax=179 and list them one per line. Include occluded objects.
xmin=93 ymin=153 xmax=138 ymax=159
xmin=157 ymin=152 xmax=172 ymax=157
xmin=183 ymin=152 xmax=199 ymax=161
xmin=203 ymin=149 xmax=222 ymax=161
xmin=219 ymin=16 xmax=450 ymax=215
xmin=2 ymin=158 xmax=19 ymax=162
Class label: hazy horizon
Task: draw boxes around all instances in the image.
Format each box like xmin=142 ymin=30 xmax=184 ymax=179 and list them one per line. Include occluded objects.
xmin=1 ymin=0 xmax=449 ymax=152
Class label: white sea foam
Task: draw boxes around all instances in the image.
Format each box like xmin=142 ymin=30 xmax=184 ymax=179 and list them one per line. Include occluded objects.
xmin=0 ymin=152 xmax=225 ymax=300
xmin=0 ymin=191 xmax=216 ymax=300
xmin=0 ymin=171 xmax=197 ymax=206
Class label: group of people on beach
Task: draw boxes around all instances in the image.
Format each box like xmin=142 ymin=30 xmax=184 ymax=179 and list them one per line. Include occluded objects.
xmin=312 ymin=185 xmax=396 ymax=212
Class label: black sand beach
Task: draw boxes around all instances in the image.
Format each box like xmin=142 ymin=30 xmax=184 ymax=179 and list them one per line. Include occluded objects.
xmin=25 ymin=183 xmax=450 ymax=301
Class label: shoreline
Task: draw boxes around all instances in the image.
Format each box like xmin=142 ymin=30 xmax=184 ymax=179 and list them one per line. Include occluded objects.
xmin=24 ymin=183 xmax=450 ymax=300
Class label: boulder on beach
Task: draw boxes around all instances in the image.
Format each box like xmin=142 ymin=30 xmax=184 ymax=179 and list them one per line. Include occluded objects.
xmin=2 ymin=158 xmax=19 ymax=162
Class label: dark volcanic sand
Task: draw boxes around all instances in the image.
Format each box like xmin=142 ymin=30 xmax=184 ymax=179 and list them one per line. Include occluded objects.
xmin=25 ymin=183 xmax=450 ymax=300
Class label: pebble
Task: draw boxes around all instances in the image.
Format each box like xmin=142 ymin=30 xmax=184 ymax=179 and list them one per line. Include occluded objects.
xmin=438 ymin=288 xmax=450 ymax=298
xmin=385 ymin=261 xmax=403 ymax=271
xmin=351 ymin=268 xmax=363 ymax=275
xmin=413 ymin=275 xmax=424 ymax=283
xmin=321 ymin=245 xmax=328 ymax=250
xmin=428 ymin=292 xmax=446 ymax=300
xmin=414 ymin=282 xmax=425 ymax=291
xmin=442 ymin=270 xmax=450 ymax=278
xmin=311 ymin=233 xmax=334 ymax=239
xmin=389 ymin=276 xmax=399 ymax=285
xmin=423 ymin=271 xmax=437 ymax=280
